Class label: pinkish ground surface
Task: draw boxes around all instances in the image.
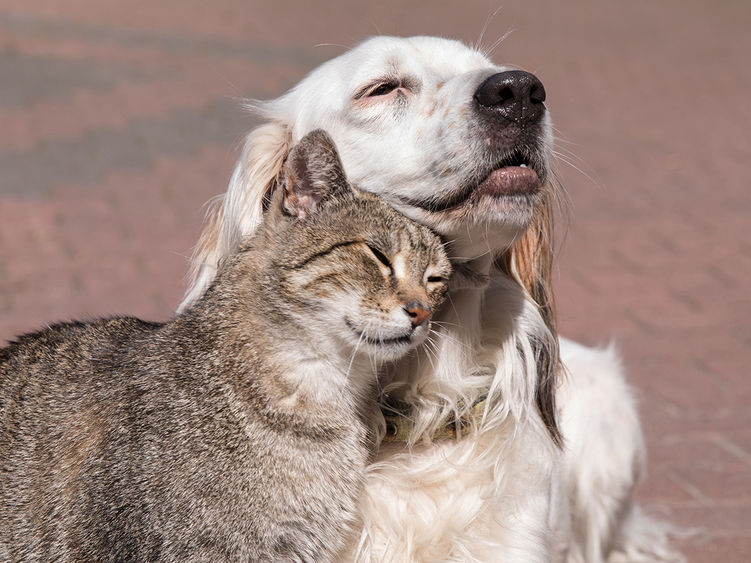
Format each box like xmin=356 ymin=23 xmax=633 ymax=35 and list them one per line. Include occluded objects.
xmin=0 ymin=1 xmax=748 ymax=560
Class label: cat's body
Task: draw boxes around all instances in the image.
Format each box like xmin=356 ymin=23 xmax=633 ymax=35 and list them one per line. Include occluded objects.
xmin=0 ymin=130 xmax=451 ymax=562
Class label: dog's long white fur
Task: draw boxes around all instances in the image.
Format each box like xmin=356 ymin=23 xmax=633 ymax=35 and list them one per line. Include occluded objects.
xmin=180 ymin=36 xmax=681 ymax=562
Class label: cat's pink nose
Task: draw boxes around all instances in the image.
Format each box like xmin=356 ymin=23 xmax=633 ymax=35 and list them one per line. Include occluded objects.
xmin=404 ymin=302 xmax=431 ymax=328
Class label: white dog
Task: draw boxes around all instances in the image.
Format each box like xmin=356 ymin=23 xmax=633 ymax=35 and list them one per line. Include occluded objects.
xmin=180 ymin=36 xmax=680 ymax=562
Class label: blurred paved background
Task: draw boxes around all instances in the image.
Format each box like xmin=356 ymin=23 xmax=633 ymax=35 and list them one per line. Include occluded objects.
xmin=0 ymin=0 xmax=748 ymax=559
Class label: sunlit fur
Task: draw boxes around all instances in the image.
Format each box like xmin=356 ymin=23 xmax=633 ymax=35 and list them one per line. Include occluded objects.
xmin=0 ymin=130 xmax=453 ymax=562
xmin=181 ymin=36 xmax=681 ymax=562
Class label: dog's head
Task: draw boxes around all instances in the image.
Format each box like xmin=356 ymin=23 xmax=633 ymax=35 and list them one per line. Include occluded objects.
xmin=185 ymin=36 xmax=557 ymax=334
xmin=182 ymin=35 xmax=561 ymax=443
xmin=268 ymin=36 xmax=553 ymax=260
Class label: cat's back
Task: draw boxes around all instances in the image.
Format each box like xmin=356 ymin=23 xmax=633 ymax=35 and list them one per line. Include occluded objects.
xmin=0 ymin=317 xmax=165 ymax=559
xmin=2 ymin=315 xmax=160 ymax=355
xmin=0 ymin=316 xmax=161 ymax=454
xmin=1 ymin=316 xmax=160 ymax=393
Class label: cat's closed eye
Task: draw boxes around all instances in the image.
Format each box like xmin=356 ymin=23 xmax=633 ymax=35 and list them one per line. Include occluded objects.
xmin=366 ymin=244 xmax=392 ymax=272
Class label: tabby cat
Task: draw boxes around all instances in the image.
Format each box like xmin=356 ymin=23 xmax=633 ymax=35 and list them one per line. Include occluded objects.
xmin=0 ymin=130 xmax=451 ymax=562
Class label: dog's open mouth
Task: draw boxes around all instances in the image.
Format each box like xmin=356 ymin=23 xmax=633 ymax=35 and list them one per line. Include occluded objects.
xmin=395 ymin=149 xmax=544 ymax=214
xmin=475 ymin=150 xmax=541 ymax=199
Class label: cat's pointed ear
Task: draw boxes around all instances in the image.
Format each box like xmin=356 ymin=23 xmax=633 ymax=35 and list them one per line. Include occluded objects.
xmin=283 ymin=129 xmax=350 ymax=219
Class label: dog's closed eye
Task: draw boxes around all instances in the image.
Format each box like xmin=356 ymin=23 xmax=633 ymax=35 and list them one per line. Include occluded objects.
xmin=354 ymin=77 xmax=420 ymax=101
xmin=354 ymin=80 xmax=400 ymax=100
xmin=367 ymin=82 xmax=399 ymax=97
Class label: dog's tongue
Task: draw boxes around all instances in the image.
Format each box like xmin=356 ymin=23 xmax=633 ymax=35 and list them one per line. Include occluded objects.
xmin=477 ymin=166 xmax=541 ymax=196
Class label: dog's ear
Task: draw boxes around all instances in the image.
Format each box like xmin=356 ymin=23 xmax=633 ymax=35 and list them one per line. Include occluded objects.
xmin=498 ymin=187 xmax=562 ymax=445
xmin=282 ymin=130 xmax=350 ymax=219
xmin=179 ymin=121 xmax=291 ymax=312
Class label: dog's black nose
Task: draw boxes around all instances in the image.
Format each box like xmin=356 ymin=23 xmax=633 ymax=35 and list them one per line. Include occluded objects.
xmin=474 ymin=70 xmax=546 ymax=123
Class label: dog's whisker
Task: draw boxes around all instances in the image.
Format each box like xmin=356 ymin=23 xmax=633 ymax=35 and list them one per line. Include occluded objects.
xmin=475 ymin=5 xmax=505 ymax=53
xmin=314 ymin=42 xmax=350 ymax=50
xmin=484 ymin=29 xmax=514 ymax=58
xmin=552 ymin=151 xmax=602 ymax=190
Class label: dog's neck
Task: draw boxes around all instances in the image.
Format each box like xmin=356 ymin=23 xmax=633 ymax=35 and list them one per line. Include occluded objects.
xmin=448 ymin=254 xmax=492 ymax=292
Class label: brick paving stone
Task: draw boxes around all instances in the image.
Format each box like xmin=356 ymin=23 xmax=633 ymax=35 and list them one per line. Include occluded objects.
xmin=674 ymin=537 xmax=751 ymax=563
xmin=670 ymin=467 xmax=751 ymax=503
xmin=636 ymin=469 xmax=702 ymax=505
xmin=0 ymin=0 xmax=749 ymax=560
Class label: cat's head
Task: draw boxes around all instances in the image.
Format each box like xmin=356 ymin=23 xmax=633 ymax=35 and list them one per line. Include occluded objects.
xmin=263 ymin=129 xmax=452 ymax=362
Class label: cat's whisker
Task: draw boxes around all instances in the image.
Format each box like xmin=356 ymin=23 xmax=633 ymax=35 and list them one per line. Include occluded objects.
xmin=341 ymin=321 xmax=369 ymax=409
xmin=430 ymin=330 xmax=467 ymax=349
xmin=421 ymin=333 xmax=440 ymax=373
xmin=431 ymin=317 xmax=472 ymax=357
xmin=371 ymin=359 xmax=382 ymax=395
xmin=445 ymin=292 xmax=461 ymax=323
xmin=426 ymin=329 xmax=442 ymax=351
xmin=425 ymin=342 xmax=438 ymax=369
xmin=422 ymin=344 xmax=438 ymax=370
xmin=431 ymin=320 xmax=462 ymax=329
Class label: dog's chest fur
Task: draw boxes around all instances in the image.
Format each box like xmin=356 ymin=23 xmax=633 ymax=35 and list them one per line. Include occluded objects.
xmin=345 ymin=265 xmax=562 ymax=562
